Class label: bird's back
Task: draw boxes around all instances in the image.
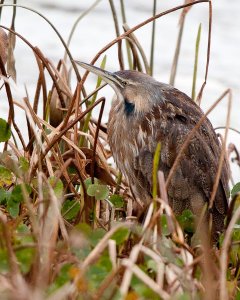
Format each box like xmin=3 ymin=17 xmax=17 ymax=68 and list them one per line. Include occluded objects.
xmin=108 ymin=82 xmax=229 ymax=237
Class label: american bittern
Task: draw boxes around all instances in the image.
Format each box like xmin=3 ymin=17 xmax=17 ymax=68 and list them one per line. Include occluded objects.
xmin=78 ymin=62 xmax=229 ymax=238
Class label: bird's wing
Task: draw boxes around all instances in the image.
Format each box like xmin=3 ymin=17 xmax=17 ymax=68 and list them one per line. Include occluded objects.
xmin=133 ymin=87 xmax=229 ymax=218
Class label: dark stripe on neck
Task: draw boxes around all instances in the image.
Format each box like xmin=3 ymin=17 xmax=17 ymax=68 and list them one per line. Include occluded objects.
xmin=124 ymin=98 xmax=135 ymax=116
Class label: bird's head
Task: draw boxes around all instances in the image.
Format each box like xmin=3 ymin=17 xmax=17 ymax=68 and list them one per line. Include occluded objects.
xmin=77 ymin=62 xmax=165 ymax=115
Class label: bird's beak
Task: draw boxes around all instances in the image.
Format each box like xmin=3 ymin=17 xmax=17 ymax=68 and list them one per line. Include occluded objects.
xmin=76 ymin=61 xmax=125 ymax=89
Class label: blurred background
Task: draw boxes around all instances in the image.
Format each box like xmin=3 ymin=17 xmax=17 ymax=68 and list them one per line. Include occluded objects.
xmin=0 ymin=0 xmax=239 ymax=181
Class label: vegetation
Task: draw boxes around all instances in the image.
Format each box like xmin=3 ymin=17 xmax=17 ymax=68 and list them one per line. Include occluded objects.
xmin=0 ymin=1 xmax=239 ymax=299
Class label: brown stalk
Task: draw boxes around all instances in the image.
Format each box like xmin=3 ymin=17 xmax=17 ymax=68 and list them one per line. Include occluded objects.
xmin=53 ymin=143 xmax=79 ymax=196
xmin=0 ymin=55 xmax=26 ymax=151
xmin=196 ymin=0 xmax=212 ymax=104
xmin=26 ymin=55 xmax=47 ymax=153
xmin=0 ymin=3 xmax=84 ymax=91
xmin=53 ymin=157 xmax=77 ymax=195
xmin=91 ymin=98 xmax=105 ymax=181
xmin=48 ymin=59 xmax=73 ymax=98
xmin=122 ymin=24 xmax=149 ymax=73
xmin=33 ymin=54 xmax=46 ymax=115
xmin=170 ymin=0 xmax=196 ymax=85
xmin=23 ymin=96 xmax=61 ymax=168
xmin=169 ymin=15 xmax=185 ymax=86
xmin=215 ymin=127 xmax=240 ymax=136
xmin=108 ymin=0 xmax=124 ymax=70
xmin=72 ymin=158 xmax=88 ymax=225
xmin=158 ymin=171 xmax=175 ymax=234
xmin=0 ymin=212 xmax=21 ymax=277
xmin=24 ymin=96 xmax=76 ymax=198
xmin=73 ymin=75 xmax=82 ymax=159
xmin=82 ymin=223 xmax=130 ymax=269
xmin=0 ymin=26 xmax=67 ymax=110
xmin=79 ymin=83 xmax=107 ymax=107
xmin=81 ymin=0 xmax=209 ymax=83
xmin=208 ymin=89 xmax=232 ymax=210
xmin=35 ymin=177 xmax=63 ymax=289
xmin=220 ymin=199 xmax=240 ymax=300
xmin=117 ymin=39 xmax=124 ymax=70
xmin=30 ymin=97 xmax=106 ymax=177
xmin=61 ymin=80 xmax=81 ymax=134
xmin=93 ymin=266 xmax=124 ymax=300
xmin=34 ymin=47 xmax=66 ymax=109
xmin=125 ymin=36 xmax=142 ymax=71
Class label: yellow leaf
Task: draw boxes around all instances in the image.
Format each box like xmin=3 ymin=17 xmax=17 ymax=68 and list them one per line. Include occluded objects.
xmin=69 ymin=267 xmax=88 ymax=292
xmin=125 ymin=291 xmax=139 ymax=300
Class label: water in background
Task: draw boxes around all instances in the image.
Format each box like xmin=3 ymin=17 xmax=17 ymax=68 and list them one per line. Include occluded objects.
xmin=1 ymin=0 xmax=239 ymax=181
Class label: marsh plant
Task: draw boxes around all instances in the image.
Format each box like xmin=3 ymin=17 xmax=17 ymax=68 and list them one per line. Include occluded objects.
xmin=0 ymin=1 xmax=239 ymax=299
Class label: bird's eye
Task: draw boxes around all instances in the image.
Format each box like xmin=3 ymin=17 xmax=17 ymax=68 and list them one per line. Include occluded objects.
xmin=124 ymin=98 xmax=135 ymax=116
xmin=122 ymin=81 xmax=127 ymax=87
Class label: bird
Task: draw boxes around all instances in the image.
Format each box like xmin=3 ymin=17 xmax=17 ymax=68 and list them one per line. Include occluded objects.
xmin=78 ymin=62 xmax=229 ymax=239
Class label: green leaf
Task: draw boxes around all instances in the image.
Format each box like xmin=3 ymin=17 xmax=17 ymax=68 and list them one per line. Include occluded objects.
xmin=84 ymin=177 xmax=99 ymax=189
xmin=16 ymin=223 xmax=30 ymax=234
xmin=177 ymin=293 xmax=192 ymax=300
xmin=0 ymin=118 xmax=11 ymax=142
xmin=74 ymin=223 xmax=92 ymax=237
xmin=11 ymin=184 xmax=32 ymax=203
xmin=0 ymin=165 xmax=13 ymax=187
xmin=62 ymin=199 xmax=80 ymax=220
xmin=15 ymin=223 xmax=34 ymax=244
xmin=87 ymin=254 xmax=112 ymax=289
xmin=0 ymin=249 xmax=9 ymax=273
xmin=67 ymin=165 xmax=78 ymax=175
xmin=131 ymin=283 xmax=160 ymax=300
xmin=48 ymin=264 xmax=72 ymax=295
xmin=147 ymin=259 xmax=158 ymax=272
xmin=87 ymin=184 xmax=109 ymax=200
xmin=229 ymin=227 xmax=240 ymax=266
xmin=235 ymin=290 xmax=240 ymax=300
xmin=19 ymin=157 xmax=29 ymax=173
xmin=74 ymin=225 xmax=105 ymax=248
xmin=48 ymin=177 xmax=63 ymax=199
xmin=231 ymin=182 xmax=240 ymax=196
xmin=7 ymin=197 xmax=20 ymax=218
xmin=109 ymin=194 xmax=124 ymax=208
xmin=111 ymin=227 xmax=129 ymax=245
xmin=0 ymin=188 xmax=5 ymax=204
xmin=177 ymin=209 xmax=195 ymax=233
xmin=89 ymin=228 xmax=105 ymax=247
xmin=0 ymin=188 xmax=10 ymax=204
xmin=161 ymin=214 xmax=171 ymax=236
xmin=16 ymin=248 xmax=35 ymax=274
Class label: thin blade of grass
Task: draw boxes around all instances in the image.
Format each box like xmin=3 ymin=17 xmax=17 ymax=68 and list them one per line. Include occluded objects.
xmin=169 ymin=17 xmax=185 ymax=86
xmin=123 ymin=23 xmax=150 ymax=74
xmin=85 ymin=0 xmax=208 ymax=81
xmin=196 ymin=0 xmax=212 ymax=104
xmin=109 ymin=0 xmax=124 ymax=70
xmin=152 ymin=142 xmax=161 ymax=201
xmin=0 ymin=3 xmax=84 ymax=87
xmin=191 ymin=23 xmax=201 ymax=100
xmin=64 ymin=0 xmax=102 ymax=61
xmin=150 ymin=0 xmax=157 ymax=75
xmin=120 ymin=0 xmax=133 ymax=69
xmin=7 ymin=0 xmax=16 ymax=82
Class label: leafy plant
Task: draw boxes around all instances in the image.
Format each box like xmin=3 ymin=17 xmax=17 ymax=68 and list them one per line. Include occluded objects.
xmin=0 ymin=1 xmax=238 ymax=300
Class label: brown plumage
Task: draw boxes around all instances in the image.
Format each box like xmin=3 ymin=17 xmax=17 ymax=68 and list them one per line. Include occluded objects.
xmin=78 ymin=62 xmax=229 ymax=237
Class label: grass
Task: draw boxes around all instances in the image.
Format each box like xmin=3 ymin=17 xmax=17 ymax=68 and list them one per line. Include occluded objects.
xmin=0 ymin=1 xmax=239 ymax=300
